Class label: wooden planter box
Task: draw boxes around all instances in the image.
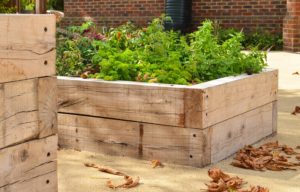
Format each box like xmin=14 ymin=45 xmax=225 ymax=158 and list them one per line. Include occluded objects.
xmin=58 ymin=69 xmax=278 ymax=167
xmin=0 ymin=15 xmax=57 ymax=191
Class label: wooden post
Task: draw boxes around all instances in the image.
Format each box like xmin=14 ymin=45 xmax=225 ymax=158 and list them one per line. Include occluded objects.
xmin=16 ymin=0 xmax=21 ymax=13
xmin=35 ymin=0 xmax=46 ymax=14
xmin=0 ymin=15 xmax=58 ymax=191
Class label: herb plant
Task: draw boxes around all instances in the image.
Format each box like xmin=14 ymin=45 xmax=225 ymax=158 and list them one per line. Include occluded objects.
xmin=57 ymin=17 xmax=267 ymax=85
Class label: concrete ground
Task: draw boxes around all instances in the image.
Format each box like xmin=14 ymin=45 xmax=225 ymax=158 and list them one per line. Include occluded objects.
xmin=58 ymin=51 xmax=300 ymax=192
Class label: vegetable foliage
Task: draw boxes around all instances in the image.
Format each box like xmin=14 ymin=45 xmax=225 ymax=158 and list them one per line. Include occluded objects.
xmin=57 ymin=17 xmax=267 ymax=85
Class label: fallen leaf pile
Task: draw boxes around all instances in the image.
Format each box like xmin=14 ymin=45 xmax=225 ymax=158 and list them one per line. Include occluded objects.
xmin=151 ymin=160 xmax=164 ymax=168
xmin=205 ymin=168 xmax=269 ymax=192
xmin=84 ymin=163 xmax=140 ymax=189
xmin=231 ymin=141 xmax=300 ymax=171
xmin=291 ymin=106 xmax=300 ymax=115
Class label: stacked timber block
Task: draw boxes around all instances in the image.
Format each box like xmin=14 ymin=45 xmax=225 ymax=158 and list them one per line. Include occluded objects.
xmin=0 ymin=15 xmax=57 ymax=191
xmin=58 ymin=67 xmax=278 ymax=167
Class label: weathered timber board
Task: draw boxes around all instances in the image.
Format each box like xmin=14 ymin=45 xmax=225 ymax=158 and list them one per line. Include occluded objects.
xmin=58 ymin=69 xmax=278 ymax=129
xmin=0 ymin=171 xmax=57 ymax=192
xmin=58 ymin=114 xmax=211 ymax=167
xmin=58 ymin=102 xmax=277 ymax=167
xmin=0 ymin=135 xmax=57 ymax=188
xmin=210 ymin=102 xmax=276 ymax=163
xmin=187 ymin=69 xmax=278 ymax=129
xmin=58 ymin=77 xmax=187 ymax=127
xmin=38 ymin=77 xmax=58 ymax=138
xmin=0 ymin=15 xmax=56 ymax=83
xmin=0 ymin=77 xmax=57 ymax=150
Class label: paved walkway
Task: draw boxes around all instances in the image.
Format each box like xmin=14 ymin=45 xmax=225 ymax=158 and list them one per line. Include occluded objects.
xmin=58 ymin=51 xmax=300 ymax=192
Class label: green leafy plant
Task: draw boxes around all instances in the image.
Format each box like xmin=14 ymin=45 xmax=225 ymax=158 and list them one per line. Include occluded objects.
xmin=21 ymin=0 xmax=35 ymax=11
xmin=215 ymin=26 xmax=283 ymax=50
xmin=244 ymin=30 xmax=283 ymax=50
xmin=0 ymin=0 xmax=16 ymax=13
xmin=57 ymin=17 xmax=267 ymax=85
xmin=47 ymin=0 xmax=64 ymax=10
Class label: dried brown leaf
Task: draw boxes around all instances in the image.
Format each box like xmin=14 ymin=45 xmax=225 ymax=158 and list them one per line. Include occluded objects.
xmin=239 ymin=186 xmax=270 ymax=192
xmin=106 ymin=180 xmax=116 ymax=189
xmin=116 ymin=176 xmax=133 ymax=188
xmin=206 ymin=179 xmax=227 ymax=192
xmin=123 ymin=176 xmax=140 ymax=188
xmin=151 ymin=160 xmax=164 ymax=168
xmin=84 ymin=163 xmax=128 ymax=177
xmin=291 ymin=106 xmax=300 ymax=115
xmin=208 ymin=168 xmax=231 ymax=182
xmin=205 ymin=168 xmax=268 ymax=192
xmin=231 ymin=141 xmax=300 ymax=172
xmin=282 ymin=145 xmax=298 ymax=155
xmin=261 ymin=141 xmax=279 ymax=149
xmin=85 ymin=162 xmax=140 ymax=189
xmin=231 ymin=161 xmax=251 ymax=169
xmin=226 ymin=177 xmax=244 ymax=189
xmin=105 ymin=176 xmax=140 ymax=189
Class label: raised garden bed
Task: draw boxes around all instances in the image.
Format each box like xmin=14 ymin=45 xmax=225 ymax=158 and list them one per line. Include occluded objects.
xmin=0 ymin=15 xmax=57 ymax=191
xmin=57 ymin=68 xmax=278 ymax=167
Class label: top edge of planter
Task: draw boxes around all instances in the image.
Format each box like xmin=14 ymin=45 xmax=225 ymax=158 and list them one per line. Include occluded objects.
xmin=0 ymin=14 xmax=56 ymax=17
xmin=57 ymin=68 xmax=278 ymax=129
xmin=57 ymin=68 xmax=277 ymax=89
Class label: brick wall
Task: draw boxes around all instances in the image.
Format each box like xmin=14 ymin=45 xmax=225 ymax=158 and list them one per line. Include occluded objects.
xmin=192 ymin=0 xmax=287 ymax=33
xmin=62 ymin=0 xmax=300 ymax=51
xmin=283 ymin=0 xmax=300 ymax=52
xmin=63 ymin=0 xmax=286 ymax=34
xmin=62 ymin=0 xmax=165 ymax=27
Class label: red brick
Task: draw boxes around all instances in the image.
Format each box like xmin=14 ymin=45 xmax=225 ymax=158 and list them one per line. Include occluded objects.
xmin=61 ymin=0 xmax=300 ymax=51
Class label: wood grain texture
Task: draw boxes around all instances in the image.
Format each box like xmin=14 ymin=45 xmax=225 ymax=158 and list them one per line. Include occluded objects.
xmin=210 ymin=102 xmax=275 ymax=163
xmin=0 ymin=78 xmax=58 ymax=149
xmin=58 ymin=69 xmax=278 ymax=129
xmin=0 ymin=15 xmax=56 ymax=83
xmin=0 ymin=135 xmax=57 ymax=188
xmin=58 ymin=77 xmax=186 ymax=127
xmin=0 ymin=79 xmax=39 ymax=149
xmin=186 ymin=69 xmax=278 ymax=129
xmin=0 ymin=171 xmax=57 ymax=192
xmin=38 ymin=77 xmax=58 ymax=138
xmin=58 ymin=114 xmax=210 ymax=167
